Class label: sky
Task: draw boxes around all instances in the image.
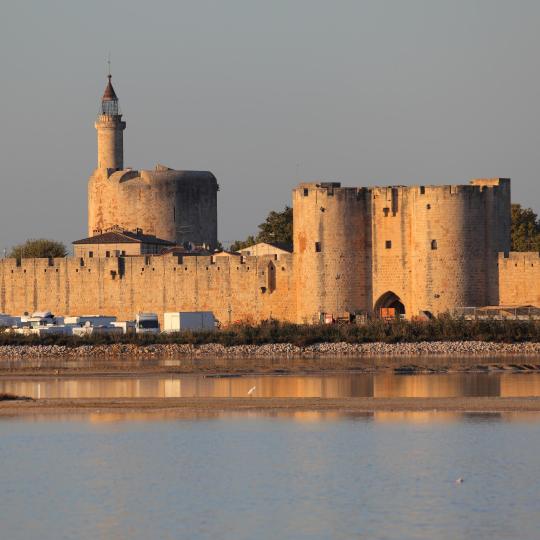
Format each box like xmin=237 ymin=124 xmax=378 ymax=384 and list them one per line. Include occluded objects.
xmin=0 ymin=0 xmax=539 ymax=252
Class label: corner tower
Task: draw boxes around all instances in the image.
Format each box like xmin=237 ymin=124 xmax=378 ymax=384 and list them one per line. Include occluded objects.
xmin=95 ymin=75 xmax=126 ymax=170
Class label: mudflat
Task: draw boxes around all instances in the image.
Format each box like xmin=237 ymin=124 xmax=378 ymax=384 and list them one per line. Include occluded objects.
xmin=2 ymin=353 xmax=540 ymax=377
xmin=2 ymin=396 xmax=540 ymax=416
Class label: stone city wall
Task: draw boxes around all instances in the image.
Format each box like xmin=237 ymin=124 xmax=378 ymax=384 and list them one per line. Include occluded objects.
xmin=0 ymin=254 xmax=297 ymax=326
xmin=498 ymin=252 xmax=540 ymax=306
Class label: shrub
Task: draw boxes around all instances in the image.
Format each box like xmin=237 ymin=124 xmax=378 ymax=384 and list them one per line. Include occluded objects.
xmin=2 ymin=317 xmax=540 ymax=347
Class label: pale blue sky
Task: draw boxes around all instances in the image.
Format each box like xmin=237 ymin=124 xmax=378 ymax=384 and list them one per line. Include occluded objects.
xmin=0 ymin=0 xmax=539 ymax=251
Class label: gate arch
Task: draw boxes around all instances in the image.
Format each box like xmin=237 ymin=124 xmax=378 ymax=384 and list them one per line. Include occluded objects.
xmin=374 ymin=291 xmax=405 ymax=317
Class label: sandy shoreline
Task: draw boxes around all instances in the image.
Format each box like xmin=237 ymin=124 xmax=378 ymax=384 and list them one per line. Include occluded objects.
xmin=3 ymin=396 xmax=540 ymax=416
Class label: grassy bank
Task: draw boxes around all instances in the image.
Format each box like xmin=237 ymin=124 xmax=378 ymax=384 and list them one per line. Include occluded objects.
xmin=2 ymin=317 xmax=540 ymax=347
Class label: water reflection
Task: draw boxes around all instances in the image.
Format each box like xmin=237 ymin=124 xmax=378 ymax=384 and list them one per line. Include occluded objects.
xmin=5 ymin=409 xmax=540 ymax=426
xmin=3 ymin=372 xmax=540 ymax=399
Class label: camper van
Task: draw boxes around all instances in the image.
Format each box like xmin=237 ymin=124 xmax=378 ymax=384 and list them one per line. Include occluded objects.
xmin=135 ymin=313 xmax=160 ymax=334
xmin=163 ymin=312 xmax=217 ymax=332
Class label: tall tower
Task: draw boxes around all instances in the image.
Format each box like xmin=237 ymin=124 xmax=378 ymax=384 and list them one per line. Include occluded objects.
xmin=88 ymin=71 xmax=218 ymax=246
xmin=94 ymin=74 xmax=126 ymax=170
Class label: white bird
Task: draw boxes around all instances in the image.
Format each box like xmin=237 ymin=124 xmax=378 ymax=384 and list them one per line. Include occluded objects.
xmin=247 ymin=386 xmax=256 ymax=396
xmin=455 ymin=477 xmax=464 ymax=484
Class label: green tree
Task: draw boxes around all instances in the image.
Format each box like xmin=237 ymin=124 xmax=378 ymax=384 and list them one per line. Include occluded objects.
xmin=9 ymin=239 xmax=67 ymax=261
xmin=230 ymin=206 xmax=292 ymax=252
xmin=230 ymin=235 xmax=257 ymax=253
xmin=511 ymin=204 xmax=540 ymax=251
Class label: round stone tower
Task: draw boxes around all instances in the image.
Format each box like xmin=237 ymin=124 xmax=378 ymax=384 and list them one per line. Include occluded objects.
xmin=371 ymin=179 xmax=511 ymax=317
xmin=88 ymin=74 xmax=218 ymax=248
xmin=293 ymin=182 xmax=372 ymax=324
xmin=408 ymin=179 xmax=511 ymax=313
xmin=95 ymin=75 xmax=126 ymax=170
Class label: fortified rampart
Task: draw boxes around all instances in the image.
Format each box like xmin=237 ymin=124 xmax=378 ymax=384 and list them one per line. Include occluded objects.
xmin=498 ymin=252 xmax=540 ymax=306
xmin=1 ymin=178 xmax=514 ymax=325
xmin=0 ymin=74 xmax=521 ymax=325
xmin=0 ymin=254 xmax=296 ymax=326
xmin=291 ymin=178 xmax=510 ymax=323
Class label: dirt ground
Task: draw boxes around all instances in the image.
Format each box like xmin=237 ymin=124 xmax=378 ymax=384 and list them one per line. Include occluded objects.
xmin=2 ymin=396 xmax=540 ymax=416
xmin=1 ymin=353 xmax=539 ymax=378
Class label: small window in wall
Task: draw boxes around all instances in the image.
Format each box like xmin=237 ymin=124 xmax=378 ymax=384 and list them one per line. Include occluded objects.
xmin=383 ymin=207 xmax=390 ymax=217
xmin=315 ymin=242 xmax=321 ymax=252
xmin=420 ymin=186 xmax=425 ymax=194
xmin=121 ymin=250 xmax=126 ymax=256
xmin=431 ymin=239 xmax=437 ymax=250
xmin=89 ymin=251 xmax=94 ymax=258
xmin=385 ymin=240 xmax=392 ymax=249
xmin=105 ymin=251 xmax=110 ymax=257
xmin=426 ymin=204 xmax=431 ymax=210
xmin=303 ymin=188 xmax=309 ymax=196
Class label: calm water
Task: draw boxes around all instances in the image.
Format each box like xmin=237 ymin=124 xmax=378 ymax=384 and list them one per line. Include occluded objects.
xmin=3 ymin=371 xmax=540 ymax=398
xmin=1 ymin=412 xmax=540 ymax=540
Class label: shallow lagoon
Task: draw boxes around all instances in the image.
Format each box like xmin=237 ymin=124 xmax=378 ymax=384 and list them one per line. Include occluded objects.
xmin=1 ymin=411 xmax=540 ymax=540
xmin=2 ymin=371 xmax=540 ymax=399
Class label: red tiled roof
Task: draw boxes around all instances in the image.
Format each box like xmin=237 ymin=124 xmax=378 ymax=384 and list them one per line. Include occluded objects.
xmin=102 ymin=75 xmax=118 ymax=101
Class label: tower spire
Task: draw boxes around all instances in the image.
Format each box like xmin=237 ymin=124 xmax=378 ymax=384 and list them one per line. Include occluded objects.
xmin=101 ymin=73 xmax=119 ymax=111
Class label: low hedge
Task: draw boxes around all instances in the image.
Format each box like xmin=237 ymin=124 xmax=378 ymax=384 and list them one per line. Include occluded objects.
xmin=1 ymin=316 xmax=540 ymax=347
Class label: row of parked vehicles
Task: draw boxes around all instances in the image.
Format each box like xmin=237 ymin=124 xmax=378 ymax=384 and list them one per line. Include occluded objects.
xmin=0 ymin=311 xmax=218 ymax=335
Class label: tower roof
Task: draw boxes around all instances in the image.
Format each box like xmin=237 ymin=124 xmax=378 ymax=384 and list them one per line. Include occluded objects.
xmin=100 ymin=74 xmax=121 ymax=116
xmin=102 ymin=75 xmax=118 ymax=101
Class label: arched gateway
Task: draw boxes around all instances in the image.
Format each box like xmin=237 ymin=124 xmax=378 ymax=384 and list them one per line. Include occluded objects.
xmin=374 ymin=291 xmax=406 ymax=318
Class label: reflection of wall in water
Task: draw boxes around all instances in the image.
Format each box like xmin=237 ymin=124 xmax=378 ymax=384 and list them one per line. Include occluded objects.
xmin=10 ymin=373 xmax=540 ymax=400
xmin=374 ymin=411 xmax=462 ymax=423
xmin=373 ymin=374 xmax=501 ymax=398
xmin=499 ymin=375 xmax=540 ymax=397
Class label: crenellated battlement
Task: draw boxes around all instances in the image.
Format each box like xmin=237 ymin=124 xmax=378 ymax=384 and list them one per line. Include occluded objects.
xmin=499 ymin=252 xmax=540 ymax=307
xmin=0 ymin=253 xmax=297 ymax=325
xmin=500 ymin=251 xmax=540 ymax=263
xmin=371 ymin=177 xmax=510 ymax=198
